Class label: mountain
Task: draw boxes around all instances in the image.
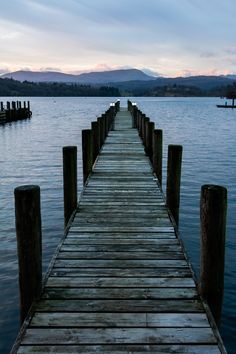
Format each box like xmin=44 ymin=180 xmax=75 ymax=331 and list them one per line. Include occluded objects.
xmin=76 ymin=69 xmax=156 ymax=83
xmin=225 ymin=74 xmax=236 ymax=80
xmin=1 ymin=70 xmax=78 ymax=83
xmin=110 ymin=75 xmax=236 ymax=93
xmin=1 ymin=69 xmax=156 ymax=84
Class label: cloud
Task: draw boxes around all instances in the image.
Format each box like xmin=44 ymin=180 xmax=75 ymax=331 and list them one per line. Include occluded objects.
xmin=0 ymin=0 xmax=236 ymax=76
xmin=200 ymin=51 xmax=216 ymax=58
xmin=141 ymin=68 xmax=161 ymax=77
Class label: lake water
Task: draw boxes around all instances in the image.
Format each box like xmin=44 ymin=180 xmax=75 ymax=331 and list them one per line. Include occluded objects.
xmin=0 ymin=97 xmax=235 ymax=353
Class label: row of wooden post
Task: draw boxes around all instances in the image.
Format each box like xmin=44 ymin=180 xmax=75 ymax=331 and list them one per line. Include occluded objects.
xmin=128 ymin=99 xmax=227 ymax=327
xmin=0 ymin=100 xmax=31 ymax=123
xmin=128 ymin=100 xmax=182 ymax=227
xmin=14 ymin=100 xmax=120 ymax=324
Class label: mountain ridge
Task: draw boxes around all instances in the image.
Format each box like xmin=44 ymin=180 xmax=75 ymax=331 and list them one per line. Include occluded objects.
xmin=1 ymin=69 xmax=155 ymax=84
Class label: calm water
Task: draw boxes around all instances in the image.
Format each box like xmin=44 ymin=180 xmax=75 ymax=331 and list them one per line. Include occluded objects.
xmin=0 ymin=97 xmax=235 ymax=353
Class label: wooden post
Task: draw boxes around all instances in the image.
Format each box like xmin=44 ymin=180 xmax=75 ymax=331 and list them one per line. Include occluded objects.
xmin=145 ymin=121 xmax=154 ymax=159
xmin=143 ymin=117 xmax=150 ymax=146
xmin=0 ymin=102 xmax=3 ymax=111
xmin=137 ymin=110 xmax=141 ymax=132
xmin=97 ymin=117 xmax=103 ymax=147
xmin=63 ymin=146 xmax=77 ymax=228
xmin=82 ymin=129 xmax=93 ymax=185
xmin=166 ymin=145 xmax=183 ymax=227
xmin=100 ymin=116 xmax=106 ymax=145
xmin=14 ymin=185 xmax=42 ymax=324
xmin=200 ymin=184 xmax=227 ymax=326
xmin=153 ymin=129 xmax=163 ymax=186
xmin=91 ymin=121 xmax=100 ymax=163
xmin=27 ymin=101 xmax=30 ymax=110
xmin=132 ymin=104 xmax=137 ymax=128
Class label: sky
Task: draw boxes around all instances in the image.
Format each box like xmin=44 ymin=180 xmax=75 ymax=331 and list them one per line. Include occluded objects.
xmin=0 ymin=0 xmax=236 ymax=77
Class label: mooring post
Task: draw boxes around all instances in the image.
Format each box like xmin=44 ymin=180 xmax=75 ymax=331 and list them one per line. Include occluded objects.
xmin=166 ymin=144 xmax=183 ymax=227
xmin=143 ymin=117 xmax=150 ymax=146
xmin=200 ymin=184 xmax=227 ymax=326
xmin=82 ymin=129 xmax=93 ymax=185
xmin=132 ymin=103 xmax=137 ymax=128
xmin=0 ymin=102 xmax=3 ymax=111
xmin=14 ymin=185 xmax=42 ymax=324
xmin=97 ymin=117 xmax=103 ymax=147
xmin=153 ymin=129 xmax=163 ymax=186
xmin=91 ymin=121 xmax=100 ymax=163
xmin=63 ymin=146 xmax=77 ymax=228
xmin=100 ymin=115 xmax=106 ymax=144
xmin=146 ymin=121 xmax=155 ymax=159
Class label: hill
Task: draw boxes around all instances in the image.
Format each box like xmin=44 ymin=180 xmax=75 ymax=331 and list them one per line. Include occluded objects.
xmin=1 ymin=69 xmax=155 ymax=84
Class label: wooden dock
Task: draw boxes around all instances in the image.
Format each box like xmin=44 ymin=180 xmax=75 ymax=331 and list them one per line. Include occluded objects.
xmin=11 ymin=104 xmax=226 ymax=353
xmin=0 ymin=101 xmax=31 ymax=124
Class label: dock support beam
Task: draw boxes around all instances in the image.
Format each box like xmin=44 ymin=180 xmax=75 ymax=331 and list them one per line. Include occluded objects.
xmin=153 ymin=129 xmax=163 ymax=186
xmin=82 ymin=129 xmax=93 ymax=185
xmin=14 ymin=185 xmax=42 ymax=324
xmin=200 ymin=184 xmax=227 ymax=326
xmin=166 ymin=144 xmax=182 ymax=227
xmin=63 ymin=146 xmax=77 ymax=228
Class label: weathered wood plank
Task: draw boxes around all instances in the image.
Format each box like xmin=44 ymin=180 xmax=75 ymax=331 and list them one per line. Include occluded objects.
xmin=46 ymin=276 xmax=195 ymax=288
xmin=35 ymin=299 xmax=203 ymax=313
xmin=58 ymin=251 xmax=184 ymax=259
xmin=30 ymin=312 xmax=208 ymax=328
xmin=21 ymin=327 xmax=216 ymax=345
xmin=42 ymin=287 xmax=198 ymax=300
xmin=53 ymin=259 xmax=188 ymax=268
xmin=64 ymin=237 xmax=177 ymax=244
xmin=69 ymin=226 xmax=174 ymax=233
xmin=50 ymin=268 xmax=192 ymax=277
xmin=16 ymin=344 xmax=222 ymax=354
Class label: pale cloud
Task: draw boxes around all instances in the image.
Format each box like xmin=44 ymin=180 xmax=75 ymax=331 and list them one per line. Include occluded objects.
xmin=0 ymin=0 xmax=235 ymax=76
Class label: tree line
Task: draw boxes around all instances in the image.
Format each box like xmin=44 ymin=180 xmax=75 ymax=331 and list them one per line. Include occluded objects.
xmin=0 ymin=78 xmax=120 ymax=97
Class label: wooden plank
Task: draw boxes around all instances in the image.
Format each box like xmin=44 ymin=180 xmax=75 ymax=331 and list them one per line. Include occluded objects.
xmin=53 ymin=259 xmax=188 ymax=268
xmin=42 ymin=287 xmax=198 ymax=300
xmin=37 ymin=299 xmax=203 ymax=313
xmin=50 ymin=268 xmax=192 ymax=277
xmin=57 ymin=251 xmax=184 ymax=259
xmin=21 ymin=327 xmax=216 ymax=345
xmin=16 ymin=344 xmax=222 ymax=353
xmin=30 ymin=312 xmax=208 ymax=327
xmin=69 ymin=226 xmax=174 ymax=233
xmin=46 ymin=277 xmax=195 ymax=288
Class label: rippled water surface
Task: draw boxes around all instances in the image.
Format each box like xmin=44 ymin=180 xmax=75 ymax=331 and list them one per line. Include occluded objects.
xmin=0 ymin=97 xmax=235 ymax=353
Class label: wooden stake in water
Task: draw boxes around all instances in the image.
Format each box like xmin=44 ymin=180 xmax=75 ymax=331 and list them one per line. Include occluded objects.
xmin=14 ymin=185 xmax=42 ymax=324
xmin=82 ymin=129 xmax=93 ymax=185
xmin=63 ymin=146 xmax=77 ymax=228
xmin=200 ymin=184 xmax=227 ymax=326
xmin=166 ymin=144 xmax=183 ymax=227
xmin=153 ymin=129 xmax=163 ymax=186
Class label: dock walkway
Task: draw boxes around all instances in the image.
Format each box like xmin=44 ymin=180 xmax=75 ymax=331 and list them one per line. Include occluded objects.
xmin=13 ymin=107 xmax=225 ymax=353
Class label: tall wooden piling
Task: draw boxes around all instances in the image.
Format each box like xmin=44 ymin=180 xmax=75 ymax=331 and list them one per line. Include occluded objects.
xmin=14 ymin=185 xmax=42 ymax=324
xmin=82 ymin=129 xmax=93 ymax=185
xmin=153 ymin=129 xmax=163 ymax=186
xmin=145 ymin=121 xmax=154 ymax=159
xmin=166 ymin=144 xmax=183 ymax=227
xmin=200 ymin=184 xmax=227 ymax=326
xmin=63 ymin=146 xmax=77 ymax=228
xmin=91 ymin=121 xmax=100 ymax=163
